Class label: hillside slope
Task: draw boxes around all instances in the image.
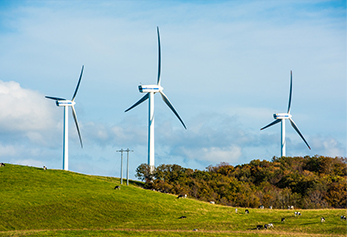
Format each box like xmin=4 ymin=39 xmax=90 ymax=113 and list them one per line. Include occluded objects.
xmin=0 ymin=164 xmax=345 ymax=236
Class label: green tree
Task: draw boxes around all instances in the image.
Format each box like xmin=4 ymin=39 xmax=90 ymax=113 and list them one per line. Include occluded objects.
xmin=135 ymin=163 xmax=154 ymax=188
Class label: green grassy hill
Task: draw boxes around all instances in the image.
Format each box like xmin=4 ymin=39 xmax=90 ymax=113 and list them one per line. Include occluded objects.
xmin=0 ymin=164 xmax=346 ymax=236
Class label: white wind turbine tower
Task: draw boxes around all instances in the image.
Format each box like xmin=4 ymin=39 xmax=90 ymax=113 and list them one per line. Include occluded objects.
xmin=125 ymin=27 xmax=186 ymax=170
xmin=45 ymin=65 xmax=84 ymax=170
xmin=260 ymin=70 xmax=311 ymax=157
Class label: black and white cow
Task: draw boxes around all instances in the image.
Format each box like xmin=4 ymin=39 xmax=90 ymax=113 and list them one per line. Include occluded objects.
xmin=264 ymin=223 xmax=274 ymax=229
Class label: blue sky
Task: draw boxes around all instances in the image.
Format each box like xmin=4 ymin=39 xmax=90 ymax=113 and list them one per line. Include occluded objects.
xmin=0 ymin=0 xmax=345 ymax=179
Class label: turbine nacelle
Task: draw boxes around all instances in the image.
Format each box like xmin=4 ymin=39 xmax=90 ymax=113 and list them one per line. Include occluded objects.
xmin=56 ymin=100 xmax=76 ymax=107
xmin=138 ymin=84 xmax=163 ymax=93
xmin=273 ymin=113 xmax=292 ymax=120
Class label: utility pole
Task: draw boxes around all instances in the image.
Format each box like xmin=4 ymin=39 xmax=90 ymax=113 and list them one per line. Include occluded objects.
xmin=125 ymin=148 xmax=134 ymax=186
xmin=116 ymin=149 xmax=125 ymax=185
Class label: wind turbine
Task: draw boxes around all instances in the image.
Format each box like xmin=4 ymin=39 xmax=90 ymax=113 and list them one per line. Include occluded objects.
xmin=125 ymin=27 xmax=186 ymax=170
xmin=45 ymin=65 xmax=84 ymax=170
xmin=260 ymin=70 xmax=310 ymax=157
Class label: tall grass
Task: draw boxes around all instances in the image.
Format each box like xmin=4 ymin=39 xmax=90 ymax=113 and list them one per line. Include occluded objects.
xmin=0 ymin=164 xmax=346 ymax=236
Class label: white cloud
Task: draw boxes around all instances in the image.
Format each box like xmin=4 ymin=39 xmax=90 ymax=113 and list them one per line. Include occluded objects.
xmin=182 ymin=145 xmax=242 ymax=163
xmin=0 ymin=80 xmax=57 ymax=133
xmin=0 ymin=80 xmax=62 ymax=149
xmin=311 ymin=135 xmax=346 ymax=157
xmin=82 ymin=120 xmax=147 ymax=148
xmin=0 ymin=144 xmax=17 ymax=157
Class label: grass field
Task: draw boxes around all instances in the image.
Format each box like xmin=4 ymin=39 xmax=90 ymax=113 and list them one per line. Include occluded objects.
xmin=0 ymin=164 xmax=346 ymax=236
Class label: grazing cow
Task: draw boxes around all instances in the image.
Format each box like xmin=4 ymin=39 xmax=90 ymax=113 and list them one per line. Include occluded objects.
xmin=210 ymin=201 xmax=215 ymax=204
xmin=259 ymin=205 xmax=264 ymax=209
xmin=43 ymin=166 xmax=47 ymax=170
xmin=114 ymin=186 xmax=120 ymax=190
xmin=264 ymin=223 xmax=274 ymax=229
xmin=321 ymin=217 xmax=325 ymax=222
xmin=177 ymin=194 xmax=187 ymax=199
xmin=0 ymin=163 xmax=5 ymax=167
xmin=341 ymin=215 xmax=347 ymax=220
xmin=294 ymin=211 xmax=301 ymax=216
xmin=281 ymin=218 xmax=285 ymax=223
xmin=245 ymin=209 xmax=249 ymax=214
xmin=179 ymin=216 xmax=187 ymax=219
xmin=256 ymin=225 xmax=263 ymax=230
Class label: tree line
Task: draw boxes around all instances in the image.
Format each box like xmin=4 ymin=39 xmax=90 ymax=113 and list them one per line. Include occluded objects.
xmin=135 ymin=155 xmax=346 ymax=209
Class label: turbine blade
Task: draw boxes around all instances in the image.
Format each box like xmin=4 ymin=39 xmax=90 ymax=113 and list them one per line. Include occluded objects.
xmin=71 ymin=105 xmax=83 ymax=148
xmin=287 ymin=70 xmax=293 ymax=113
xmin=72 ymin=65 xmax=84 ymax=101
xmin=289 ymin=118 xmax=311 ymax=149
xmin=157 ymin=26 xmax=161 ymax=86
xmin=45 ymin=96 xmax=66 ymax=101
xmin=125 ymin=93 xmax=149 ymax=112
xmin=260 ymin=119 xmax=281 ymax=130
xmin=160 ymin=91 xmax=186 ymax=129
